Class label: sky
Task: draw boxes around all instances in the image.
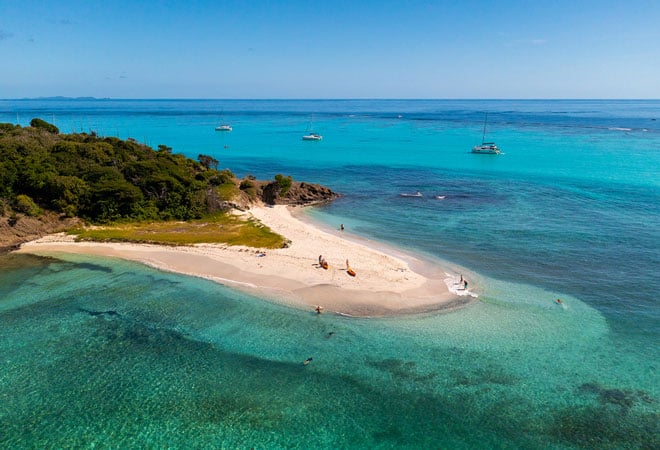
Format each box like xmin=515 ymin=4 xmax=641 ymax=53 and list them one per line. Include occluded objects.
xmin=1 ymin=0 xmax=659 ymax=99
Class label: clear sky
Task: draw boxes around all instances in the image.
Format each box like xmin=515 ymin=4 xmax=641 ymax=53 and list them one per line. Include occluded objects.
xmin=1 ymin=0 xmax=659 ymax=99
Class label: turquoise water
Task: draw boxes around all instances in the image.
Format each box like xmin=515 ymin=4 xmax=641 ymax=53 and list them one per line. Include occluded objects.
xmin=1 ymin=100 xmax=659 ymax=448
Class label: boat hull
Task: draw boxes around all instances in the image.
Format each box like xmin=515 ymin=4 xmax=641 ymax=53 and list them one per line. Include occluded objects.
xmin=302 ymin=134 xmax=322 ymax=141
xmin=472 ymin=144 xmax=500 ymax=154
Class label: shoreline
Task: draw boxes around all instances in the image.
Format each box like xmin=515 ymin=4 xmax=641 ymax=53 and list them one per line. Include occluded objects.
xmin=15 ymin=205 xmax=476 ymax=317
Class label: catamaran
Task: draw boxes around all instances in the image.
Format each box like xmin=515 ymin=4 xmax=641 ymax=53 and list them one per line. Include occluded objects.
xmin=472 ymin=113 xmax=500 ymax=154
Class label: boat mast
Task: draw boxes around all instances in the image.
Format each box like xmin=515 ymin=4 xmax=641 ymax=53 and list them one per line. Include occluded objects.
xmin=481 ymin=112 xmax=488 ymax=144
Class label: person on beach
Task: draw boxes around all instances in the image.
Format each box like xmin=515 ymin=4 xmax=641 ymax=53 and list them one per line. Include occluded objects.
xmin=460 ymin=274 xmax=463 ymax=283
xmin=316 ymin=305 xmax=323 ymax=314
xmin=464 ymin=280 xmax=468 ymax=290
xmin=340 ymin=224 xmax=345 ymax=231
xmin=319 ymin=255 xmax=323 ymax=265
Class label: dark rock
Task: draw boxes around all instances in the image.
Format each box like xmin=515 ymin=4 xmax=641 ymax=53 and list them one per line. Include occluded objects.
xmin=261 ymin=181 xmax=339 ymax=206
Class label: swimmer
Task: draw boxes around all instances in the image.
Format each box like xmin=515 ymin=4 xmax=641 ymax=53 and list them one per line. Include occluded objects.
xmin=315 ymin=305 xmax=323 ymax=314
xmin=327 ymin=331 xmax=335 ymax=338
xmin=304 ymin=357 xmax=313 ymax=365
xmin=556 ymin=298 xmax=562 ymax=304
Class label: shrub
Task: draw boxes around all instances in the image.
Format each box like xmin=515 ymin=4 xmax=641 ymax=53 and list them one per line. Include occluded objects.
xmin=240 ymin=178 xmax=257 ymax=200
xmin=14 ymin=194 xmax=42 ymax=216
xmin=30 ymin=118 xmax=59 ymax=134
xmin=274 ymin=174 xmax=293 ymax=196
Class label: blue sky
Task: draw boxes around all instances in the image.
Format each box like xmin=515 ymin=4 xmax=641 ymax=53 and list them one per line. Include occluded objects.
xmin=1 ymin=0 xmax=658 ymax=98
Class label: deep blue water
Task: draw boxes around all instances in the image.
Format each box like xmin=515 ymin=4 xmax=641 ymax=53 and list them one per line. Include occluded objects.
xmin=1 ymin=99 xmax=658 ymax=448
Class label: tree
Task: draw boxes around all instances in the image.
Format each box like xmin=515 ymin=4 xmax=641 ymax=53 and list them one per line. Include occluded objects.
xmin=198 ymin=154 xmax=219 ymax=170
xmin=30 ymin=118 xmax=59 ymax=134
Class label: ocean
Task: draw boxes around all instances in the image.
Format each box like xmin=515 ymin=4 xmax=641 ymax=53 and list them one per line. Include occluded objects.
xmin=1 ymin=99 xmax=658 ymax=448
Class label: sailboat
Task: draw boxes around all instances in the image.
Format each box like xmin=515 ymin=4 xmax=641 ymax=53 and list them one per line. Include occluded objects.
xmin=472 ymin=113 xmax=500 ymax=154
xmin=215 ymin=111 xmax=232 ymax=131
xmin=302 ymin=115 xmax=322 ymax=141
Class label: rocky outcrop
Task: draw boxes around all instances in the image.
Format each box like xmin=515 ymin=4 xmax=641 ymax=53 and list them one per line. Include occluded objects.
xmin=0 ymin=212 xmax=80 ymax=252
xmin=260 ymin=181 xmax=339 ymax=206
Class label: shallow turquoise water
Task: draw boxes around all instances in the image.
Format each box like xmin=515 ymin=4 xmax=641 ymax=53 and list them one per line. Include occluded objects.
xmin=0 ymin=253 xmax=656 ymax=448
xmin=1 ymin=100 xmax=659 ymax=448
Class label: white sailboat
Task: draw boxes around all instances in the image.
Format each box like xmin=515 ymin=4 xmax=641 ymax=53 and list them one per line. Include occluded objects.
xmin=472 ymin=113 xmax=500 ymax=154
xmin=215 ymin=111 xmax=232 ymax=131
xmin=302 ymin=115 xmax=322 ymax=141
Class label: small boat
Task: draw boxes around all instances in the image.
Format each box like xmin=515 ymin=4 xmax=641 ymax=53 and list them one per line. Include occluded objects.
xmin=472 ymin=113 xmax=501 ymax=154
xmin=400 ymin=191 xmax=422 ymax=197
xmin=302 ymin=132 xmax=322 ymax=141
xmin=302 ymin=114 xmax=322 ymax=140
xmin=472 ymin=143 xmax=500 ymax=154
xmin=215 ymin=124 xmax=232 ymax=132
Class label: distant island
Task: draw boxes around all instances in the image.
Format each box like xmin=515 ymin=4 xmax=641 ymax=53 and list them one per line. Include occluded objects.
xmin=13 ymin=96 xmax=108 ymax=101
xmin=0 ymin=119 xmax=338 ymax=250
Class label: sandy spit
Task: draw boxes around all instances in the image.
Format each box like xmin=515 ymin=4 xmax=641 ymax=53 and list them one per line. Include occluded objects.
xmin=16 ymin=205 xmax=475 ymax=317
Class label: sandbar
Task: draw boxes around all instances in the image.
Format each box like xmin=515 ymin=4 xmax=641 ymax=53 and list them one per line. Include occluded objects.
xmin=15 ymin=205 xmax=476 ymax=317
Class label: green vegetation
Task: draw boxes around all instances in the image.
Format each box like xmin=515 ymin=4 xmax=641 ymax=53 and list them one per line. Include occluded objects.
xmin=30 ymin=118 xmax=59 ymax=134
xmin=69 ymin=213 xmax=287 ymax=248
xmin=0 ymin=120 xmax=237 ymax=223
xmin=274 ymin=174 xmax=293 ymax=195
xmin=0 ymin=120 xmax=310 ymax=248
xmin=239 ymin=178 xmax=257 ymax=200
xmin=14 ymin=194 xmax=41 ymax=216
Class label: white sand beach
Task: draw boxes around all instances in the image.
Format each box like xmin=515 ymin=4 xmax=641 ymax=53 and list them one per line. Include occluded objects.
xmin=16 ymin=205 xmax=475 ymax=317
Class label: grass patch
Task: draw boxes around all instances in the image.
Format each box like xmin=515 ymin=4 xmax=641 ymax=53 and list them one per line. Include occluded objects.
xmin=68 ymin=212 xmax=287 ymax=248
xmin=216 ymin=183 xmax=240 ymax=200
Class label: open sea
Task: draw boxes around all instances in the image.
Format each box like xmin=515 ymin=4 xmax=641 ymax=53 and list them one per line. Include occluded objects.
xmin=1 ymin=99 xmax=659 ymax=449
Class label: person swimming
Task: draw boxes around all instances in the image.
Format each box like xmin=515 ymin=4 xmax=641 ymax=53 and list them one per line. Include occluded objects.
xmin=304 ymin=357 xmax=313 ymax=365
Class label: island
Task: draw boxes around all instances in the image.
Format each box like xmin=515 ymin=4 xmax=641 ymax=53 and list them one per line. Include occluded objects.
xmin=1 ymin=119 xmax=473 ymax=316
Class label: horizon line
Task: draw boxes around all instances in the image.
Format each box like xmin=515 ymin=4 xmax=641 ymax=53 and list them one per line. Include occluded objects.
xmin=3 ymin=97 xmax=659 ymax=102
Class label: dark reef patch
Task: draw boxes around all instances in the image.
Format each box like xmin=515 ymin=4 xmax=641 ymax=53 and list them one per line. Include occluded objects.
xmin=578 ymin=382 xmax=656 ymax=411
